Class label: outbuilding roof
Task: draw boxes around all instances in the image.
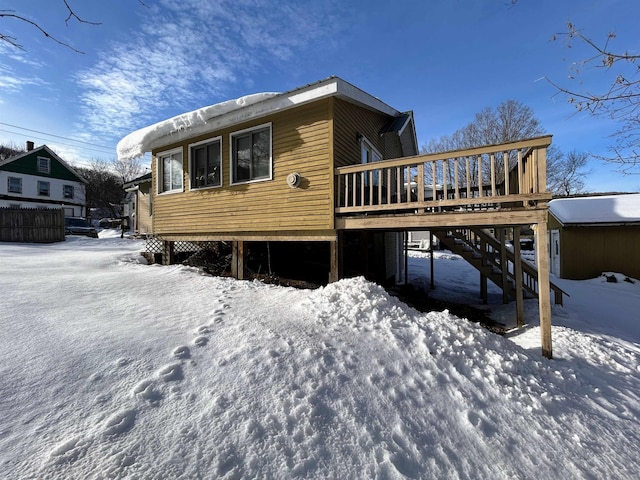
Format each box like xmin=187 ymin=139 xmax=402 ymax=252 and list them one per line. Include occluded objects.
xmin=549 ymin=193 xmax=640 ymax=226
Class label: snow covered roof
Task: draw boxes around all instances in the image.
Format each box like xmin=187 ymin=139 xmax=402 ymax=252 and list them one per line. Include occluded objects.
xmin=549 ymin=193 xmax=640 ymax=226
xmin=117 ymin=77 xmax=401 ymax=160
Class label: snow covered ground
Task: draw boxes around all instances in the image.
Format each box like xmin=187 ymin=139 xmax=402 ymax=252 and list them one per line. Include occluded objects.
xmin=1 ymin=234 xmax=639 ymax=479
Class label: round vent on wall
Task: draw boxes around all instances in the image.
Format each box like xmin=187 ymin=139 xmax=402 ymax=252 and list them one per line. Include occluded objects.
xmin=286 ymin=172 xmax=302 ymax=188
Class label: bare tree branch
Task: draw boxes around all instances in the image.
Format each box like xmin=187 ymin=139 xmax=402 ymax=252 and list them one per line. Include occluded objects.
xmin=62 ymin=0 xmax=101 ymax=27
xmin=550 ymin=22 xmax=640 ymax=170
xmin=0 ymin=10 xmax=88 ymax=53
xmin=0 ymin=1 xmax=147 ymax=53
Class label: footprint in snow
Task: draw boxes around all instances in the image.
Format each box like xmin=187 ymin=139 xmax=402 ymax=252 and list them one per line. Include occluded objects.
xmin=103 ymin=408 xmax=137 ymax=437
xmin=173 ymin=345 xmax=191 ymax=359
xmin=157 ymin=363 xmax=183 ymax=382
xmin=194 ymin=336 xmax=209 ymax=347
xmin=48 ymin=436 xmax=88 ymax=465
xmin=195 ymin=325 xmax=212 ymax=335
xmin=132 ymin=379 xmax=162 ymax=403
xmin=115 ymin=357 xmax=130 ymax=367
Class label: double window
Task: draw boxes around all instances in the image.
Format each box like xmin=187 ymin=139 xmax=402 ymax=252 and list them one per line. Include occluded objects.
xmin=38 ymin=181 xmax=50 ymax=196
xmin=37 ymin=156 xmax=50 ymax=174
xmin=231 ymin=124 xmax=271 ymax=184
xmin=190 ymin=138 xmax=222 ymax=189
xmin=8 ymin=176 xmax=22 ymax=194
xmin=63 ymin=185 xmax=74 ymax=199
xmin=158 ymin=149 xmax=183 ymax=193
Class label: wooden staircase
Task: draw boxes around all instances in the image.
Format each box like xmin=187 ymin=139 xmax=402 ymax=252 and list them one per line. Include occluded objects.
xmin=433 ymin=228 xmax=566 ymax=306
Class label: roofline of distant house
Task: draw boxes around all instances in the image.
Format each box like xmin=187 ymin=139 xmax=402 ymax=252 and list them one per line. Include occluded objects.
xmin=0 ymin=144 xmax=87 ymax=184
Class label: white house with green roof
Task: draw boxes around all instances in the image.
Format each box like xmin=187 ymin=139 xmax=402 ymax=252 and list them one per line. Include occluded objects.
xmin=0 ymin=143 xmax=87 ymax=217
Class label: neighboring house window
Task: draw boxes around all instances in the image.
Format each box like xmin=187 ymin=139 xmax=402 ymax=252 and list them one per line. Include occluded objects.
xmin=63 ymin=185 xmax=74 ymax=199
xmin=37 ymin=156 xmax=51 ymax=174
xmin=190 ymin=138 xmax=222 ymax=189
xmin=8 ymin=176 xmax=22 ymax=194
xmin=231 ymin=124 xmax=271 ymax=184
xmin=9 ymin=203 xmax=21 ymax=209
xmin=38 ymin=181 xmax=50 ymax=196
xmin=158 ymin=149 xmax=183 ymax=193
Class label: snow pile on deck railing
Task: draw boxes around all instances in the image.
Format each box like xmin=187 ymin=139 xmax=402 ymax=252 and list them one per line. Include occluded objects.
xmin=116 ymin=93 xmax=279 ymax=160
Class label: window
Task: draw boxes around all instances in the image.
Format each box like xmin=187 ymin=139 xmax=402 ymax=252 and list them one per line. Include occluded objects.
xmin=38 ymin=181 xmax=50 ymax=196
xmin=37 ymin=156 xmax=50 ymax=173
xmin=190 ymin=138 xmax=222 ymax=189
xmin=361 ymin=136 xmax=382 ymax=185
xmin=157 ymin=149 xmax=183 ymax=193
xmin=8 ymin=176 xmax=22 ymax=194
xmin=63 ymin=185 xmax=74 ymax=199
xmin=231 ymin=124 xmax=271 ymax=184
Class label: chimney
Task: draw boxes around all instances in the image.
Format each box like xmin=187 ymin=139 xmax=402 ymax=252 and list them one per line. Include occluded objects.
xmin=26 ymin=141 xmax=35 ymax=151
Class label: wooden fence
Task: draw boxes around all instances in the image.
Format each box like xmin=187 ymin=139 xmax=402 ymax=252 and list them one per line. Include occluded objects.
xmin=0 ymin=207 xmax=65 ymax=243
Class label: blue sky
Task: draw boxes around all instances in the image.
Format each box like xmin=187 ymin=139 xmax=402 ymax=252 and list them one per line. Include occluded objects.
xmin=1 ymin=0 xmax=638 ymax=192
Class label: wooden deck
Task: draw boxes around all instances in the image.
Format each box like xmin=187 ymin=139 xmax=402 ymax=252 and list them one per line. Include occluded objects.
xmin=335 ymin=135 xmax=552 ymax=230
xmin=334 ymin=136 xmax=554 ymax=358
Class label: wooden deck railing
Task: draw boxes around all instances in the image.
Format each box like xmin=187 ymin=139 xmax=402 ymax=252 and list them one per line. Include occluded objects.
xmin=335 ymin=135 xmax=553 ymax=215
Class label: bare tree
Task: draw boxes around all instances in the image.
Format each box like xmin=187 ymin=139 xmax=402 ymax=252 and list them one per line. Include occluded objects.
xmin=0 ymin=141 xmax=26 ymax=161
xmin=1 ymin=1 xmax=147 ymax=53
xmin=547 ymin=150 xmax=592 ymax=196
xmin=422 ymin=100 xmax=556 ymax=186
xmin=112 ymin=157 xmax=144 ymax=183
xmin=75 ymin=161 xmax=124 ymax=218
xmin=548 ymin=23 xmax=640 ymax=171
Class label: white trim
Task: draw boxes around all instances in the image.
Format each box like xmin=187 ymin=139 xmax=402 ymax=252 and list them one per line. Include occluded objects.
xmin=188 ymin=135 xmax=223 ymax=191
xmin=37 ymin=156 xmax=51 ymax=174
xmin=156 ymin=147 xmax=184 ymax=195
xmin=229 ymin=122 xmax=273 ymax=186
xmin=7 ymin=176 xmax=22 ymax=194
xmin=37 ymin=180 xmax=50 ymax=196
xmin=360 ymin=136 xmax=382 ymax=164
xmin=63 ymin=184 xmax=74 ymax=199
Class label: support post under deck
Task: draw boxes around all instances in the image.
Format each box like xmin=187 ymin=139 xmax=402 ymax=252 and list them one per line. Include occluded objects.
xmin=536 ymin=219 xmax=553 ymax=359
xmin=231 ymin=241 xmax=245 ymax=280
xmin=329 ymin=237 xmax=339 ymax=283
xmin=513 ymin=227 xmax=525 ymax=327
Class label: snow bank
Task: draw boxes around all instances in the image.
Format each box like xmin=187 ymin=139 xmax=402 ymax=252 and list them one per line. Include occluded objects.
xmin=116 ymin=93 xmax=279 ymax=160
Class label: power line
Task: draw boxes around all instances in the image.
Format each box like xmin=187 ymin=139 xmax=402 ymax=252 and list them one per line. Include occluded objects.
xmin=0 ymin=128 xmax=116 ymax=158
xmin=0 ymin=122 xmax=115 ymax=153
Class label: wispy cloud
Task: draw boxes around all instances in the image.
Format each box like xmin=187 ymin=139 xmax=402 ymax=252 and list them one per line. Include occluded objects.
xmin=0 ymin=64 xmax=47 ymax=93
xmin=76 ymin=0 xmax=342 ymax=141
xmin=0 ymin=43 xmax=47 ymax=94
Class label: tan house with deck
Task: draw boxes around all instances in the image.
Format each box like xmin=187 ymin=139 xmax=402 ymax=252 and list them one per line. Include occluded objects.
xmin=118 ymin=76 xmax=555 ymax=357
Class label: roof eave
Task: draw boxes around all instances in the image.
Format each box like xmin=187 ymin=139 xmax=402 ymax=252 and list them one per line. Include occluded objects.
xmin=140 ymin=77 xmax=401 ymax=155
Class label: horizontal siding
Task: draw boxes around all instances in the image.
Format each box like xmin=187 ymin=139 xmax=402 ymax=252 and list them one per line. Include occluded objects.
xmin=333 ymin=99 xmax=392 ymax=168
xmin=152 ymin=100 xmax=333 ymax=236
xmin=561 ymin=226 xmax=640 ymax=280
